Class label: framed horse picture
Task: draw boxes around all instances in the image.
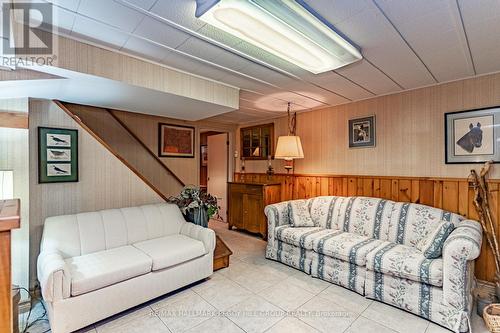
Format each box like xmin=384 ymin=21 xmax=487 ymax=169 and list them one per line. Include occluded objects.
xmin=349 ymin=115 xmax=376 ymax=148
xmin=445 ymin=106 xmax=500 ymax=164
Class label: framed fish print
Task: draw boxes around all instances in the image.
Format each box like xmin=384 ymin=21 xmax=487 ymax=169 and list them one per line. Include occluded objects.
xmin=445 ymin=106 xmax=500 ymax=164
xmin=349 ymin=115 xmax=376 ymax=148
xmin=158 ymin=123 xmax=195 ymax=158
xmin=38 ymin=127 xmax=79 ymax=183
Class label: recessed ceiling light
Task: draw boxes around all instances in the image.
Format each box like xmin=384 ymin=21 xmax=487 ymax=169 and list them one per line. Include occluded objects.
xmin=195 ymin=0 xmax=362 ymax=74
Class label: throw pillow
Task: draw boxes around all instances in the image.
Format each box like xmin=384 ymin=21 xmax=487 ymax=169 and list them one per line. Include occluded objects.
xmin=416 ymin=220 xmax=455 ymax=259
xmin=288 ymin=200 xmax=315 ymax=227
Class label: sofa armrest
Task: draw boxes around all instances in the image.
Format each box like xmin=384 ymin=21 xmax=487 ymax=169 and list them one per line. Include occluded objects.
xmin=264 ymin=201 xmax=291 ymax=244
xmin=37 ymin=249 xmax=71 ymax=302
xmin=180 ymin=222 xmax=216 ymax=253
xmin=442 ymin=220 xmax=482 ymax=309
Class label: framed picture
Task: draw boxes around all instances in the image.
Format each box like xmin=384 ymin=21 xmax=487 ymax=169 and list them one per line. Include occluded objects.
xmin=445 ymin=106 xmax=500 ymax=164
xmin=349 ymin=115 xmax=376 ymax=148
xmin=158 ymin=123 xmax=195 ymax=158
xmin=201 ymin=145 xmax=208 ymax=166
xmin=38 ymin=127 xmax=78 ymax=183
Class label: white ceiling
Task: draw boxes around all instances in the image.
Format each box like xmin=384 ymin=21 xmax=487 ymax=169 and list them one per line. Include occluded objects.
xmin=0 ymin=68 xmax=236 ymax=120
xmin=13 ymin=0 xmax=500 ymax=123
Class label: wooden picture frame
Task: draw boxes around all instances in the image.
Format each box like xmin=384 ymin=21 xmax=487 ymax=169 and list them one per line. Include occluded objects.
xmin=349 ymin=115 xmax=376 ymax=148
xmin=240 ymin=123 xmax=274 ymax=160
xmin=158 ymin=123 xmax=195 ymax=158
xmin=38 ymin=127 xmax=78 ymax=183
xmin=445 ymin=106 xmax=500 ymax=164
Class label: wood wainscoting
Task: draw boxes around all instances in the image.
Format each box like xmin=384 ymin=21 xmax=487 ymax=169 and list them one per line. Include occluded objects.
xmin=234 ymin=172 xmax=497 ymax=282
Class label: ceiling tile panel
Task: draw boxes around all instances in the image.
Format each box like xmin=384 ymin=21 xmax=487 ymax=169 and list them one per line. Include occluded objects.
xmin=375 ymin=0 xmax=474 ymax=82
xmin=459 ymin=0 xmax=500 ymax=74
xmin=78 ymin=0 xmax=144 ymax=32
xmin=71 ymin=16 xmax=130 ymax=49
xmin=51 ymin=6 xmax=77 ymax=33
xmin=161 ymin=49 xmax=230 ymax=80
xmin=149 ymin=0 xmax=206 ymax=32
xmin=196 ymin=25 xmax=243 ymax=49
xmin=303 ymin=0 xmax=372 ymax=25
xmin=133 ymin=16 xmax=190 ymax=49
xmin=121 ymin=36 xmax=168 ymax=62
xmin=305 ymin=71 xmax=374 ymax=100
xmin=336 ymin=59 xmax=402 ymax=95
xmin=308 ymin=0 xmax=435 ymax=89
xmin=121 ymin=0 xmax=158 ymax=11
xmin=47 ymin=0 xmax=81 ymax=12
xmin=176 ymin=38 xmax=250 ymax=73
xmin=280 ymin=81 xmax=349 ymax=106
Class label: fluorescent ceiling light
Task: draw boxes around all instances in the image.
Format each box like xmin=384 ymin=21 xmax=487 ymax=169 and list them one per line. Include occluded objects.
xmin=195 ymin=0 xmax=362 ymax=74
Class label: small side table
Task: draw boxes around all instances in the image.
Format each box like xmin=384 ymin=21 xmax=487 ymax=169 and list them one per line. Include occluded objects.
xmin=213 ymin=235 xmax=232 ymax=271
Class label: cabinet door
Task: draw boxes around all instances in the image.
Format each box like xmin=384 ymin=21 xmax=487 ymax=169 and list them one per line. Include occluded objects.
xmin=243 ymin=194 xmax=262 ymax=233
xmin=229 ymin=191 xmax=244 ymax=228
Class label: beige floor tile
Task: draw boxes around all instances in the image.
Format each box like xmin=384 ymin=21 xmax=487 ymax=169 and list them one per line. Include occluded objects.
xmin=95 ymin=306 xmax=154 ymax=332
xmin=425 ymin=322 xmax=455 ymax=333
xmin=226 ymin=295 xmax=285 ymax=333
xmin=258 ymin=280 xmax=315 ymax=311
xmin=297 ymin=295 xmax=358 ymax=333
xmin=185 ymin=316 xmax=245 ymax=333
xmin=265 ymin=317 xmax=320 ymax=333
xmin=362 ymin=301 xmax=429 ymax=333
xmin=191 ymin=272 xmax=229 ymax=293
xmin=284 ymin=271 xmax=331 ymax=295
xmin=319 ymin=284 xmax=372 ymax=314
xmin=155 ymin=292 xmax=216 ymax=333
xmin=469 ymin=307 xmax=489 ymax=333
xmin=196 ymin=279 xmax=253 ymax=310
xmin=151 ymin=288 xmax=199 ymax=311
xmin=346 ymin=316 xmax=398 ymax=333
xmin=96 ymin=314 xmax=169 ymax=333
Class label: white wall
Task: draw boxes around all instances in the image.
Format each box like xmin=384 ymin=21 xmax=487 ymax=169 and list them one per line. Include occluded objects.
xmin=29 ymin=99 xmax=163 ymax=286
xmin=0 ymin=98 xmax=30 ymax=299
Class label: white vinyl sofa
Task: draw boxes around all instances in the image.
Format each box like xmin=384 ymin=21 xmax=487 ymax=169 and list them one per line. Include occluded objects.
xmin=37 ymin=203 xmax=215 ymax=333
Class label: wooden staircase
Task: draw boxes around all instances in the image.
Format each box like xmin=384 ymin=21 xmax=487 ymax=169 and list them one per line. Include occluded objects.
xmin=56 ymin=101 xmax=185 ymax=200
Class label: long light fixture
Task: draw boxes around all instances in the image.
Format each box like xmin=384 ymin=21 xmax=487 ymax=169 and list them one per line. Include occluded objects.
xmin=195 ymin=0 xmax=362 ymax=74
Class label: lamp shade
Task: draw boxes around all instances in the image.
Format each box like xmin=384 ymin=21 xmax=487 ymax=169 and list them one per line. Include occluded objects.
xmin=275 ymin=136 xmax=304 ymax=160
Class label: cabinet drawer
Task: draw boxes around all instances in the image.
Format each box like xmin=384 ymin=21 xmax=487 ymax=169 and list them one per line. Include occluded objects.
xmin=230 ymin=185 xmax=262 ymax=195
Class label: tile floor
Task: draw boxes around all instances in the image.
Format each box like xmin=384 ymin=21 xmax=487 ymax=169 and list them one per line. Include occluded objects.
xmin=21 ymin=220 xmax=489 ymax=333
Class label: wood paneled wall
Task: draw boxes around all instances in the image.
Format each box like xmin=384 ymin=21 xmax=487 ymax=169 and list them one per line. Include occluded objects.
xmin=236 ymin=72 xmax=500 ymax=179
xmin=235 ymin=172 xmax=497 ymax=282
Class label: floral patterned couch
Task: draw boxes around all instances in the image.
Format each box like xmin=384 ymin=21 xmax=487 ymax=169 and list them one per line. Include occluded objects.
xmin=265 ymin=196 xmax=482 ymax=332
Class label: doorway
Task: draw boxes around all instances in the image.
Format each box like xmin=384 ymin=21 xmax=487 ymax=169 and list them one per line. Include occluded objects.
xmin=200 ymin=131 xmax=229 ymax=222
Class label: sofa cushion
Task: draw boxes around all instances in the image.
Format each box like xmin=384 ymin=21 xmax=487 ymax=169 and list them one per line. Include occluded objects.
xmin=65 ymin=245 xmax=153 ymax=296
xmin=366 ymin=243 xmax=443 ymax=287
xmin=416 ymin=220 xmax=454 ymax=259
xmin=312 ymin=231 xmax=386 ymax=266
xmin=133 ymin=234 xmax=206 ymax=271
xmin=288 ymin=200 xmax=315 ymax=227
xmin=276 ymin=226 xmax=339 ymax=250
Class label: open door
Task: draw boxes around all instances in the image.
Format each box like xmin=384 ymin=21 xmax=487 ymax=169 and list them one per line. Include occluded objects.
xmin=207 ymin=133 xmax=228 ymax=222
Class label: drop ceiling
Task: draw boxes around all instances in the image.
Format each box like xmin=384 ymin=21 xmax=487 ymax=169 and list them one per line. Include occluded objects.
xmin=14 ymin=0 xmax=500 ymax=123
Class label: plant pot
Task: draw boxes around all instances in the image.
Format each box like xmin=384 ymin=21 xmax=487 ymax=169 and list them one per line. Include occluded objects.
xmin=184 ymin=207 xmax=209 ymax=228
xmin=477 ymin=292 xmax=496 ymax=317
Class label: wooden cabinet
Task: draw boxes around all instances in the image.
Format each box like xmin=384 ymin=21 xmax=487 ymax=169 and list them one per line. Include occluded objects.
xmin=228 ymin=182 xmax=281 ymax=239
xmin=0 ymin=199 xmax=20 ymax=333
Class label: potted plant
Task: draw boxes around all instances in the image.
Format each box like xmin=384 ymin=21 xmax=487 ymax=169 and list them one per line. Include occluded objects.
xmin=168 ymin=185 xmax=218 ymax=228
